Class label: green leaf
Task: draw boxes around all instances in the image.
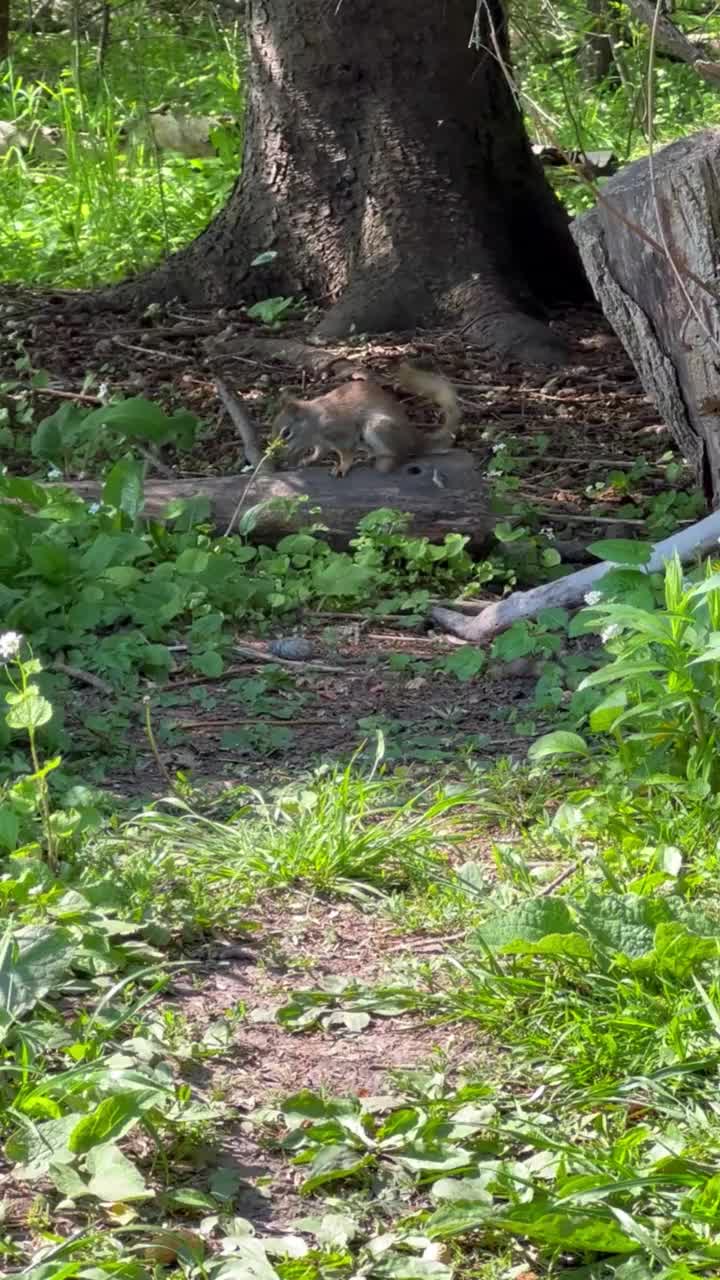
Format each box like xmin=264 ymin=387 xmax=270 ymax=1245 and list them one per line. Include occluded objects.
xmin=5 ymin=688 xmax=53 ymax=731
xmin=474 ymin=898 xmax=587 ymax=956
xmin=313 ymin=559 xmax=375 ymax=599
xmin=85 ymin=1142 xmax=150 ymax=1202
xmin=69 ymin=1093 xmax=142 ymax=1154
xmin=442 ymin=647 xmax=486 ymax=681
xmin=0 ymin=926 xmax=74 ymax=1029
xmin=528 ymin=730 xmax=589 ymax=760
xmin=492 ymin=622 xmax=534 ymax=662
xmin=0 ymin=805 xmax=19 ymax=851
xmin=587 ymin=539 xmax=654 ymax=566
xmin=6 ymin=1114 xmax=78 ymax=1177
xmin=575 ymin=892 xmax=669 ymax=961
xmin=372 ymin=1259 xmax=453 ymax=1279
xmin=247 ymin=296 xmax=295 ymax=325
xmin=102 ymin=457 xmax=144 ymax=519
xmin=589 ymin=687 xmax=627 ymax=733
xmin=193 ymin=649 xmax=224 ymax=678
xmin=82 ymin=397 xmax=197 ymax=447
xmin=176 ymin=548 xmax=210 ymax=575
xmin=394 ymin=1143 xmax=474 ymax=1174
xmin=578 ymin=661 xmax=663 ymax=689
xmin=494 ymin=1203 xmax=644 ymax=1252
xmin=300 ymin=1144 xmax=373 ymax=1193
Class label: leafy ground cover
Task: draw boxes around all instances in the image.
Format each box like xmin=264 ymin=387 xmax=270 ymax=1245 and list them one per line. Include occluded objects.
xmin=6 ymin=5 xmax=720 ymax=1277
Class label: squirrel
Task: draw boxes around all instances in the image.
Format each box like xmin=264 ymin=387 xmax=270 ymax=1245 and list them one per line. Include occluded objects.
xmin=271 ymin=364 xmax=459 ymax=477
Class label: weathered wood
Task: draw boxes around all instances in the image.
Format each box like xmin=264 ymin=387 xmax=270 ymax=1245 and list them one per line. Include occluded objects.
xmin=571 ymin=129 xmax=720 ymax=504
xmin=65 ymin=450 xmax=492 ymax=548
xmin=432 ymin=507 xmax=720 ymax=642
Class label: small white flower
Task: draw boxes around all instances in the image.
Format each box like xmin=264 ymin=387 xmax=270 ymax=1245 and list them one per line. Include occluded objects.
xmin=0 ymin=631 xmax=23 ymax=661
xmin=601 ymin=623 xmax=623 ymax=642
xmin=88 ymin=502 xmax=101 ymax=515
xmin=487 ymin=467 xmax=503 ymax=478
xmin=47 ymin=466 xmax=62 ymax=481
xmin=98 ymin=382 xmax=111 ymax=405
xmin=492 ymin=442 xmax=508 ymax=453
xmin=584 ymin=590 xmax=603 ymax=606
xmin=540 ymin=526 xmax=556 ymax=540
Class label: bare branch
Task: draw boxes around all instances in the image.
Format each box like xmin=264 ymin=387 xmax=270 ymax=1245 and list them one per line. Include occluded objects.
xmin=214 ymin=374 xmax=268 ymax=469
xmin=432 ymin=508 xmax=720 ymax=643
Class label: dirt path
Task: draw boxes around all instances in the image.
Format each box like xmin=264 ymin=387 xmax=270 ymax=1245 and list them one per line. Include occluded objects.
xmin=166 ymin=899 xmax=482 ymax=1230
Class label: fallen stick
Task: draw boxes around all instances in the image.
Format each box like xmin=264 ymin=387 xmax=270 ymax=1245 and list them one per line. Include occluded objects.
xmin=213 ymin=373 xmax=267 ymax=468
xmin=432 ymin=507 xmax=720 ymax=642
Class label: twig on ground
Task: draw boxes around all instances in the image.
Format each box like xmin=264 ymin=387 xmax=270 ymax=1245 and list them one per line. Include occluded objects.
xmin=214 ymin=373 xmax=267 ymax=468
xmin=53 ymin=660 xmax=114 ymax=695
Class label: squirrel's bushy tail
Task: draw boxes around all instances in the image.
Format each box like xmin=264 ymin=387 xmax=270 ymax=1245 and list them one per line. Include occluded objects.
xmin=395 ymin=363 xmax=460 ymax=433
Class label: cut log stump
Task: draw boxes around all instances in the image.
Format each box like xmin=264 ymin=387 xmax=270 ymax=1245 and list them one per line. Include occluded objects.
xmin=65 ymin=449 xmax=492 ymax=548
xmin=572 ymin=128 xmax=720 ymax=505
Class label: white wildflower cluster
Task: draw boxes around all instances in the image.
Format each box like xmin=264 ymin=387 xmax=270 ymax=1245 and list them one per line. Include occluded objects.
xmin=47 ymin=466 xmax=62 ymax=481
xmin=601 ymin=624 xmax=623 ymax=643
xmin=0 ymin=631 xmax=23 ymax=661
xmin=492 ymin=442 xmax=508 ymax=454
xmin=584 ymin=590 xmax=603 ymax=606
xmin=88 ymin=502 xmax=101 ymax=515
xmin=540 ymin=526 xmax=555 ymax=541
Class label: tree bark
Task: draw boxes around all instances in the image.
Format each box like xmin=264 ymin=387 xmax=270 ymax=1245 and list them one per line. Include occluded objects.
xmin=572 ymin=129 xmax=720 ymax=507
xmin=99 ymin=0 xmax=589 ymax=364
xmin=0 ymin=0 xmax=9 ymax=58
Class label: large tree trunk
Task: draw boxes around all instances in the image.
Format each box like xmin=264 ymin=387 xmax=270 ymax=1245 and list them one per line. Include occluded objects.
xmin=102 ymin=0 xmax=588 ymax=364
xmin=572 ymin=129 xmax=720 ymax=507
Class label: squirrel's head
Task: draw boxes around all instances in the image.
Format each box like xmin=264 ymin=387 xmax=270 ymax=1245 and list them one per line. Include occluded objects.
xmin=272 ymin=399 xmax=308 ymax=460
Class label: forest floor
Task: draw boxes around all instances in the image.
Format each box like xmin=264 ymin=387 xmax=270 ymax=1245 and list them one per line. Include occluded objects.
xmin=2 ymin=297 xmax=714 ymax=1275
xmin=0 ymin=296 xmax=698 ymax=790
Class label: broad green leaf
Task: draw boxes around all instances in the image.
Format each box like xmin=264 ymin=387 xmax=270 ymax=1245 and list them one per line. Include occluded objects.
xmin=5 ymin=687 xmax=53 ymax=731
xmin=0 ymin=805 xmax=19 ymax=850
xmin=69 ymin=1092 xmax=143 ymax=1154
xmin=193 ymin=649 xmax=224 ymax=678
xmin=213 ymin=1240 xmax=282 ymax=1280
xmin=49 ymin=1160 xmax=90 ymax=1199
xmin=372 ymin=1259 xmax=452 ymax=1279
xmin=6 ymin=1113 xmax=78 ymax=1177
xmin=393 ymin=1143 xmax=474 ymax=1174
xmin=474 ymin=898 xmax=580 ymax=953
xmin=587 ymin=539 xmax=654 ymax=566
xmin=300 ymin=1143 xmax=373 ymax=1193
xmin=85 ymin=1141 xmax=150 ymax=1202
xmin=492 ymin=623 xmax=534 ymax=662
xmin=291 ymin=1213 xmax=359 ymax=1247
xmin=579 ymin=661 xmax=663 ymax=689
xmin=528 ymin=731 xmax=589 ymax=760
xmin=176 ymin=548 xmax=209 ymax=575
xmin=442 ymin=647 xmax=486 ymax=681
xmin=0 ymin=926 xmax=73 ymax=1030
xmin=575 ymin=893 xmax=670 ymax=961
xmin=589 ymin=687 xmax=627 ymax=733
xmin=102 ymin=457 xmax=144 ymax=519
xmin=492 ymin=1202 xmax=643 ymax=1252
xmin=432 ymin=1175 xmax=493 ymax=1203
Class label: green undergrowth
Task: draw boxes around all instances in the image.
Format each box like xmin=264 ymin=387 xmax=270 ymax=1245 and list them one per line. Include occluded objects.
xmin=4 ymin=0 xmax=720 ymax=283
xmin=9 ymin=591 xmax=720 ymax=1274
xmin=0 ymin=11 xmax=243 ymax=285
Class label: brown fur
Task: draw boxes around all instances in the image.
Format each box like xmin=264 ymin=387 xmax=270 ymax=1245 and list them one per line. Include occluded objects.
xmin=272 ymin=364 xmax=459 ymax=477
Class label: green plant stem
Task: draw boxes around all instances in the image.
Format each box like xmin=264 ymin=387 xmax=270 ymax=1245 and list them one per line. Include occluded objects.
xmin=28 ymin=725 xmax=56 ymax=872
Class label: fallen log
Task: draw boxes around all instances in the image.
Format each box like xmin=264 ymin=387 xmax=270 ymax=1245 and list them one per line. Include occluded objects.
xmin=64 ymin=450 xmax=492 ymax=549
xmin=432 ymin=507 xmax=720 ymax=642
xmin=571 ymin=129 xmax=720 ymax=505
